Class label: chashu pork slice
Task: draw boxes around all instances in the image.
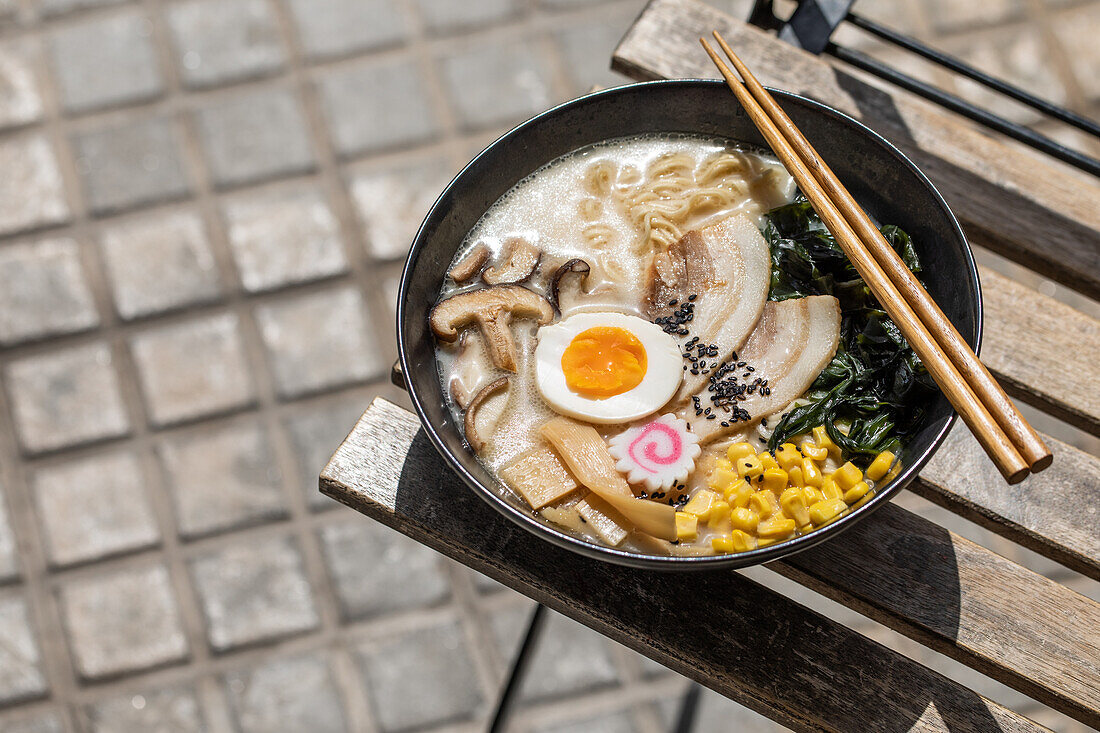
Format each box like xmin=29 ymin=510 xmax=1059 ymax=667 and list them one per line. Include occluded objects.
xmin=682 ymin=295 xmax=842 ymax=444
xmin=645 ymin=214 xmax=771 ymax=403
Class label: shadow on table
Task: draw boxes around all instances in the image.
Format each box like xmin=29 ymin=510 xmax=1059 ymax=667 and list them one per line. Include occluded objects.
xmin=388 ymin=429 xmax=1005 ymax=732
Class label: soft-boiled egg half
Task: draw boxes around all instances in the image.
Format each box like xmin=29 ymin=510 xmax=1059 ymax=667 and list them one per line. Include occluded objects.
xmin=534 ymin=312 xmax=682 ymax=423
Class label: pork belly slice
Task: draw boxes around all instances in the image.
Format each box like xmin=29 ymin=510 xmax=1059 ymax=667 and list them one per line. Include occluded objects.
xmin=682 ymin=295 xmax=841 ymax=444
xmin=645 ymin=214 xmax=771 ymax=404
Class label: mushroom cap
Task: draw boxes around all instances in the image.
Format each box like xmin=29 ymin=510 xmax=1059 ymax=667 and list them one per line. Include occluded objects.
xmin=429 ymin=285 xmax=555 ymax=342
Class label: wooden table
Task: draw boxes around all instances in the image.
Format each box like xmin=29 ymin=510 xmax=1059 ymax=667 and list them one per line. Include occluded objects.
xmin=322 ymin=1 xmax=1100 ymax=730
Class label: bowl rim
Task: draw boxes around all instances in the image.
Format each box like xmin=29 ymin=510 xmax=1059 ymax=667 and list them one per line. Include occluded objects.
xmin=397 ymin=78 xmax=983 ymax=569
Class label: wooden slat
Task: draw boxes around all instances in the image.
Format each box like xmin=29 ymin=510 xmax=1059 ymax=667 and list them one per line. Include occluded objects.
xmin=913 ymin=424 xmax=1100 ymax=580
xmin=772 ymin=503 xmax=1100 ymax=726
xmin=322 ymin=399 xmax=1047 ymax=733
xmin=612 ymin=0 xmax=1100 ymax=301
xmin=980 ymin=268 xmax=1100 ymax=436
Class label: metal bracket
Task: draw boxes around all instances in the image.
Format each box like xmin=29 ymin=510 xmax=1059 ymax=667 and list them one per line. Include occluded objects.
xmin=778 ymin=0 xmax=856 ymax=54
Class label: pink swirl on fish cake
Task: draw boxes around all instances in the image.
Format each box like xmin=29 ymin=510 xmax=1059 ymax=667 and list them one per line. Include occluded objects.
xmin=608 ymin=414 xmax=701 ymax=491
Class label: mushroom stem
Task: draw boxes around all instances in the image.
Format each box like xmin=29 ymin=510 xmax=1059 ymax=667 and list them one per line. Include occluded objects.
xmin=464 ymin=377 xmax=509 ymax=453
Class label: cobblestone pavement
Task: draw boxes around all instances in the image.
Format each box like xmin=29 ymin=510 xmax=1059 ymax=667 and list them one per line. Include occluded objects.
xmin=0 ymin=0 xmax=1097 ymax=731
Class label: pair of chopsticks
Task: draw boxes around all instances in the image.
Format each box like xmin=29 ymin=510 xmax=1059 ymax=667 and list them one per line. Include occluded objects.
xmin=701 ymin=32 xmax=1052 ymax=484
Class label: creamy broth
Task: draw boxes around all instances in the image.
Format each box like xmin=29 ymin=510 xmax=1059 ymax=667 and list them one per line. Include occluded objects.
xmin=438 ymin=134 xmax=794 ymax=465
xmin=429 ymin=132 xmax=902 ymax=554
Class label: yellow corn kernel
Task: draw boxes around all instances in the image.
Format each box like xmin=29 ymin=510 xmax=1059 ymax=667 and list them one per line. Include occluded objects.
xmin=757 ymin=537 xmax=780 ymax=547
xmin=808 ymin=498 xmax=849 ymax=526
xmin=821 ymin=477 xmax=843 ymax=501
xmin=711 ymin=534 xmax=734 ymax=553
xmin=756 ymin=452 xmax=779 ymax=472
xmin=723 ymin=478 xmax=753 ymax=509
xmin=780 ymin=487 xmax=810 ymax=527
xmin=682 ymin=489 xmax=720 ymax=520
xmin=802 ymin=486 xmax=825 ymax=505
xmin=787 ymin=466 xmax=805 ymax=487
xmin=798 ymin=435 xmax=828 ymax=462
xmin=883 ymin=462 xmax=902 ymax=483
xmin=844 ymin=481 xmax=871 ymax=504
xmin=675 ymin=512 xmax=698 ymax=541
xmin=726 ymin=442 xmax=756 ymax=464
xmin=757 ymin=514 xmax=797 ymax=538
xmin=832 ymin=461 xmax=864 ymax=491
xmin=866 ymin=450 xmax=896 ymax=481
xmin=775 ymin=443 xmax=802 ymax=472
xmin=735 ymin=455 xmax=764 ymax=480
xmin=707 ymin=500 xmax=732 ymax=532
xmin=760 ymin=467 xmax=788 ymax=494
xmin=749 ymin=489 xmax=779 ymax=518
xmin=812 ymin=425 xmax=842 ymax=462
xmin=708 ymin=464 xmax=739 ymax=491
xmin=730 ymin=530 xmax=757 ymax=552
xmin=801 ymin=457 xmax=823 ymax=488
xmin=730 ymin=506 xmax=759 ymax=533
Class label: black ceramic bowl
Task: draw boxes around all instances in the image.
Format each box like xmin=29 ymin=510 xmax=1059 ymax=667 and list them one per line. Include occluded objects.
xmin=397 ymin=79 xmax=980 ymax=569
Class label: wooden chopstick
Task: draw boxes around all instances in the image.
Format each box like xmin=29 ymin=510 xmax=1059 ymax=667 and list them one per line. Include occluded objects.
xmin=700 ymin=36 xmax=1036 ymax=484
xmin=708 ymin=31 xmax=1053 ymax=475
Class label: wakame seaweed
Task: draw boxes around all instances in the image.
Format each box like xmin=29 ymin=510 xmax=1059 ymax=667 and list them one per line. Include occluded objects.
xmin=762 ymin=197 xmax=935 ymax=466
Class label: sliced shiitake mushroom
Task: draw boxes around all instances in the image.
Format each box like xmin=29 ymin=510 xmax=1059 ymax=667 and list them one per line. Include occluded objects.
xmin=481 ymin=238 xmax=541 ymax=285
xmin=430 ymin=285 xmax=554 ymax=372
xmin=547 ymin=258 xmax=591 ymax=312
xmin=449 ymin=243 xmax=490 ymax=283
xmin=464 ymin=376 xmax=509 ymax=453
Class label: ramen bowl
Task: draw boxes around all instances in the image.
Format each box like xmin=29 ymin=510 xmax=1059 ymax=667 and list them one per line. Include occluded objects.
xmin=396 ymin=79 xmax=980 ymax=569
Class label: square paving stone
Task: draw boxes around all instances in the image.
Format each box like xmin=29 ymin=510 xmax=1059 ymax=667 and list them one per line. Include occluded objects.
xmin=1 ymin=711 xmax=65 ymax=733
xmin=1051 ymin=4 xmax=1100 ymax=102
xmin=195 ymin=88 xmax=315 ymax=188
xmin=224 ymin=652 xmax=346 ymax=733
xmin=926 ymin=0 xmax=1024 ymax=33
xmin=356 ymin=620 xmax=483 ymax=732
xmin=167 ymin=0 xmax=285 ymax=89
xmin=554 ymin=11 xmax=636 ymax=94
xmin=32 ymin=450 xmax=159 ymax=567
xmin=349 ymin=156 xmax=452 ymax=260
xmin=414 ymin=0 xmax=521 ymax=34
xmin=0 ymin=595 xmax=47 ymax=705
xmin=0 ymin=40 xmax=43 ymax=129
xmin=158 ymin=420 xmax=287 ymax=539
xmin=190 ymin=536 xmax=319 ymax=652
xmin=283 ymin=399 xmax=367 ymax=510
xmin=488 ymin=607 xmax=619 ymax=702
xmin=222 ymin=186 xmax=347 ymax=292
xmin=85 ymin=684 xmax=205 ymax=733
xmin=47 ymin=10 xmax=162 ymax=113
xmin=99 ymin=210 xmax=222 ymax=320
xmin=254 ymin=286 xmax=385 ymax=398
xmin=538 ymin=0 xmax=617 ymax=7
xmin=317 ymin=56 xmax=440 ymax=158
xmin=0 ymin=134 xmax=70 ymax=235
xmin=38 ymin=0 xmax=126 ymax=16
xmin=0 ymin=486 xmax=18 ymax=582
xmin=57 ymin=564 xmax=189 ymax=680
xmin=129 ymin=313 xmax=256 ymax=426
xmin=73 ymin=116 xmax=190 ymax=215
xmin=5 ymin=342 xmax=130 ymax=454
xmin=285 ymin=0 xmax=408 ymax=60
xmin=319 ymin=520 xmax=449 ymax=621
xmin=439 ymin=38 xmax=554 ymax=131
xmin=0 ymin=237 xmax=98 ymax=346
xmin=532 ymin=710 xmax=637 ymax=733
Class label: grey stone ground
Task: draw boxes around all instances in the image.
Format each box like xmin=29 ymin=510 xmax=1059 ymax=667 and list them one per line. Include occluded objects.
xmin=0 ymin=0 xmax=1097 ymax=731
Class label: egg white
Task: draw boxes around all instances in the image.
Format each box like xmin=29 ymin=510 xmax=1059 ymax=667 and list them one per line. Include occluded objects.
xmin=534 ymin=312 xmax=683 ymax=424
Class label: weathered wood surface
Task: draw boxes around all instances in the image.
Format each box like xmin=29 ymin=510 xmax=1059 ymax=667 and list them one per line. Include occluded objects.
xmin=979 ymin=268 xmax=1100 ymax=437
xmin=772 ymin=498 xmax=1100 ymax=725
xmin=612 ymin=0 xmax=1100 ymax=301
xmin=915 ymin=424 xmax=1100 ymax=580
xmin=322 ymin=399 xmax=1048 ymax=733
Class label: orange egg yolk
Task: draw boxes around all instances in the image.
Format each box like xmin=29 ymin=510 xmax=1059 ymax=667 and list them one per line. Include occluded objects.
xmin=561 ymin=326 xmax=648 ymax=398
